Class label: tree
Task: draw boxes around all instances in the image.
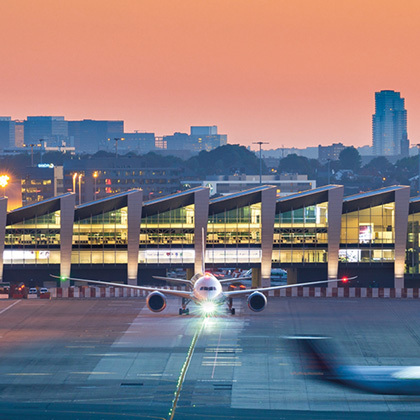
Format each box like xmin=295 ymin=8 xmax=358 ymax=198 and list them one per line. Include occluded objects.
xmin=339 ymin=147 xmax=361 ymax=171
xmin=186 ymin=144 xmax=263 ymax=176
xmin=278 ymin=154 xmax=320 ymax=179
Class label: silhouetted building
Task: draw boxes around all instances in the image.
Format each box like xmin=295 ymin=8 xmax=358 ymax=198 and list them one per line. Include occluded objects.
xmin=14 ymin=120 xmax=24 ymax=147
xmin=24 ymin=116 xmax=68 ymax=146
xmin=318 ymin=142 xmax=345 ymax=164
xmin=119 ymin=132 xmax=156 ymax=154
xmin=372 ymin=90 xmax=409 ymax=157
xmin=164 ymin=126 xmax=227 ymax=152
xmin=0 ymin=117 xmax=15 ymax=151
xmin=68 ymin=119 xmax=124 ymax=154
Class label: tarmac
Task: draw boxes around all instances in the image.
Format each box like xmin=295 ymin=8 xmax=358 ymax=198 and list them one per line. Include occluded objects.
xmin=0 ymin=296 xmax=420 ymax=419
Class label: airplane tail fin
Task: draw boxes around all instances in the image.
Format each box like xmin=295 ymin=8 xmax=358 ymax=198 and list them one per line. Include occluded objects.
xmin=285 ymin=336 xmax=340 ymax=382
xmin=201 ymin=227 xmax=206 ymax=274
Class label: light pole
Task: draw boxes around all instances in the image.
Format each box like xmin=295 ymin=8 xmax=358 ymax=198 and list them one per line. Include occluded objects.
xmin=110 ymin=137 xmax=125 ymax=158
xmin=0 ymin=174 xmax=9 ymax=197
xmin=78 ymin=173 xmax=83 ymax=205
xmin=327 ymin=159 xmax=331 ymax=185
xmin=24 ymin=143 xmax=37 ymax=167
xmin=252 ymin=141 xmax=269 ymax=185
xmin=72 ymin=172 xmax=78 ymax=195
xmin=93 ymin=171 xmax=98 ymax=200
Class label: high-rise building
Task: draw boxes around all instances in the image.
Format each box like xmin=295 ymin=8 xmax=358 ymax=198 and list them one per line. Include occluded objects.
xmin=68 ymin=119 xmax=124 ymax=154
xmin=0 ymin=117 xmax=15 ymax=150
xmin=372 ymin=90 xmax=409 ymax=156
xmin=24 ymin=116 xmax=68 ymax=145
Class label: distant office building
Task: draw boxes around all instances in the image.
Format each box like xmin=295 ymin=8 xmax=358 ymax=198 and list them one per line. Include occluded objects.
xmin=0 ymin=117 xmax=15 ymax=151
xmin=68 ymin=119 xmax=124 ymax=154
xmin=24 ymin=116 xmax=68 ymax=146
xmin=191 ymin=126 xmax=218 ymax=136
xmin=372 ymin=90 xmax=409 ymax=157
xmin=183 ymin=174 xmax=315 ymax=197
xmin=120 ymin=132 xmax=156 ymax=154
xmin=318 ymin=142 xmax=346 ymax=164
xmin=164 ymin=126 xmax=227 ymax=152
xmin=20 ymin=165 xmax=64 ymax=206
xmin=14 ymin=120 xmax=24 ymax=147
xmin=63 ymin=157 xmax=183 ymax=203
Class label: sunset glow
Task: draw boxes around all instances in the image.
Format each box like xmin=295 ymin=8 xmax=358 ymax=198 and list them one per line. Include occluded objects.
xmin=1 ymin=0 xmax=419 ymax=148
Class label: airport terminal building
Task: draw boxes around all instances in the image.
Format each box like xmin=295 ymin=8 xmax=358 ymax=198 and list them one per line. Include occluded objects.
xmin=0 ymin=184 xmax=418 ymax=289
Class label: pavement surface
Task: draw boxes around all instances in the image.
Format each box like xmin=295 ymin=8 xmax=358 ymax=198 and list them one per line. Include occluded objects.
xmin=0 ymin=297 xmax=420 ymax=419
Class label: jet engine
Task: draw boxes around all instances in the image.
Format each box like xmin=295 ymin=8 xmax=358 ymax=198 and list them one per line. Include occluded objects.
xmin=247 ymin=291 xmax=267 ymax=312
xmin=146 ymin=291 xmax=167 ymax=312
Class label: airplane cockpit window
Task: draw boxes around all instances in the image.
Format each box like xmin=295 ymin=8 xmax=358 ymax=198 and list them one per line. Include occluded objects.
xmin=204 ymin=287 xmax=209 ymax=290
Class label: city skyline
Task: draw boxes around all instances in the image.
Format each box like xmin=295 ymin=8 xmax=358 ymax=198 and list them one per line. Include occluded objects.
xmin=1 ymin=1 xmax=419 ymax=149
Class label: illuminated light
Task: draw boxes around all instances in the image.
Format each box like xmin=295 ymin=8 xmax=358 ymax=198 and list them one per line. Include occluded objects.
xmin=0 ymin=175 xmax=10 ymax=188
xmin=200 ymin=301 xmax=216 ymax=316
xmin=341 ymin=276 xmax=348 ymax=283
xmin=60 ymin=276 xmax=67 ymax=282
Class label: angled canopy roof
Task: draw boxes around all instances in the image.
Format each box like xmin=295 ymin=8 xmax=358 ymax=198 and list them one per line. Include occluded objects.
xmin=142 ymin=187 xmax=207 ymax=217
xmin=343 ymin=186 xmax=408 ymax=213
xmin=7 ymin=193 xmax=73 ymax=225
xmin=275 ymin=185 xmax=340 ymax=212
xmin=209 ymin=185 xmax=276 ymax=214
xmin=409 ymin=196 xmax=420 ymax=214
xmin=75 ymin=189 xmax=142 ymax=220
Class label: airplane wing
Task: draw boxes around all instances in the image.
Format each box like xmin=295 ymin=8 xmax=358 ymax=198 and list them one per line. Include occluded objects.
xmin=152 ymin=276 xmax=193 ymax=288
xmin=50 ymin=275 xmax=193 ymax=299
xmin=218 ymin=276 xmax=252 ymax=284
xmin=224 ymin=276 xmax=357 ymax=297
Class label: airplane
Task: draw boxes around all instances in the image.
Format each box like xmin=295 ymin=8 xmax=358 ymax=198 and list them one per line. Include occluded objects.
xmin=51 ymin=271 xmax=354 ymax=316
xmin=288 ymin=336 xmax=420 ymax=395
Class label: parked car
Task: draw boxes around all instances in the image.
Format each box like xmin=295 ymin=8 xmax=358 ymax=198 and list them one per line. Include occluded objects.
xmin=39 ymin=288 xmax=48 ymax=294
xmin=28 ymin=288 xmax=37 ymax=294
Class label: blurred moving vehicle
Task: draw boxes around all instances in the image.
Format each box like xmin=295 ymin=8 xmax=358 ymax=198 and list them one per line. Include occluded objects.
xmin=289 ymin=336 xmax=420 ymax=395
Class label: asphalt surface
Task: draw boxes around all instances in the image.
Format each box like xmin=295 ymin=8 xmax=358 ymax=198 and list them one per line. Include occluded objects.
xmin=0 ymin=297 xmax=420 ymax=419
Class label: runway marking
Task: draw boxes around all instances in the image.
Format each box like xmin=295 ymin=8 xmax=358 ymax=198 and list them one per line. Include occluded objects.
xmin=211 ymin=331 xmax=222 ymax=379
xmin=6 ymin=373 xmax=52 ymax=376
xmin=70 ymin=371 xmax=116 ymax=375
xmin=0 ymin=300 xmax=20 ymax=315
xmin=168 ymin=318 xmax=205 ymax=420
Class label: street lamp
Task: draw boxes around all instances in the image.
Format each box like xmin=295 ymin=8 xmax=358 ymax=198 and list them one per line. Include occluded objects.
xmin=93 ymin=171 xmax=98 ymax=200
xmin=72 ymin=172 xmax=78 ymax=195
xmin=327 ymin=159 xmax=331 ymax=185
xmin=78 ymin=173 xmax=83 ymax=205
xmin=252 ymin=141 xmax=269 ymax=185
xmin=24 ymin=143 xmax=40 ymax=167
xmin=0 ymin=174 xmax=9 ymax=197
xmin=109 ymin=137 xmax=125 ymax=158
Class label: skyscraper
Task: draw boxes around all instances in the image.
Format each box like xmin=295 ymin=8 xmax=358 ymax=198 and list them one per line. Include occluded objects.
xmin=372 ymin=90 xmax=409 ymax=157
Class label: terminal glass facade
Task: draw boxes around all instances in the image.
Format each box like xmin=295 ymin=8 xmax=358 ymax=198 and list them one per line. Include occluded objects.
xmin=273 ymin=202 xmax=328 ymax=263
xmin=406 ymin=211 xmax=420 ymax=274
xmin=207 ymin=203 xmax=261 ymax=245
xmin=139 ymin=204 xmax=195 ymax=264
xmin=4 ymin=211 xmax=61 ymax=265
xmin=72 ymin=207 xmax=128 ymax=265
xmin=340 ymin=203 xmax=395 ymax=263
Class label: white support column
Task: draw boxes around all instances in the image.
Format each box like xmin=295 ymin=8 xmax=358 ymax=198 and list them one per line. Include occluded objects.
xmin=127 ymin=190 xmax=143 ymax=285
xmin=394 ymin=187 xmax=410 ymax=289
xmin=0 ymin=198 xmax=8 ymax=281
xmin=327 ymin=186 xmax=344 ymax=287
xmin=60 ymin=194 xmax=76 ymax=288
xmin=260 ymin=187 xmax=277 ymax=288
xmin=194 ymin=188 xmax=210 ymax=274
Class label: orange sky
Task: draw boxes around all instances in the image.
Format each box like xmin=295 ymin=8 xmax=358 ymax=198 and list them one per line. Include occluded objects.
xmin=1 ymin=0 xmax=420 ymax=149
